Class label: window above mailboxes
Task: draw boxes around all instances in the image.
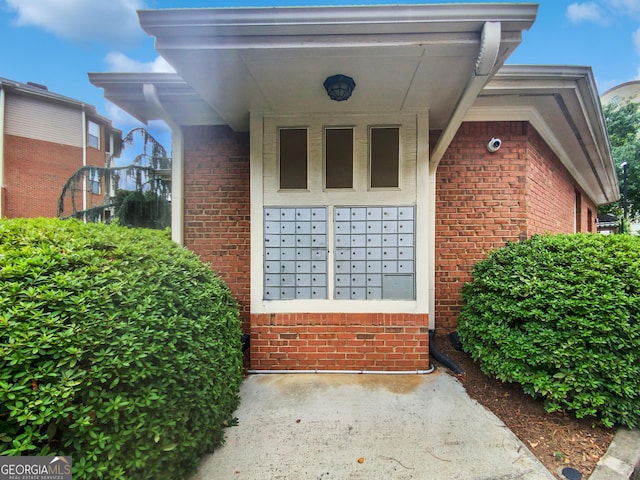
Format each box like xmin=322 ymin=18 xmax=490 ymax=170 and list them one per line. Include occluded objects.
xmin=264 ymin=114 xmax=416 ymax=206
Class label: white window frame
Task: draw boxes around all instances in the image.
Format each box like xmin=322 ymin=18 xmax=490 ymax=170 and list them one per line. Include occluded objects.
xmin=251 ymin=112 xmax=430 ymax=315
xmin=88 ymin=120 xmax=100 ymax=149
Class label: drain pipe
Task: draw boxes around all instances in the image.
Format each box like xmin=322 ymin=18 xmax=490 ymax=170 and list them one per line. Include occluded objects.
xmin=247 ymin=367 xmax=435 ymax=375
xmin=428 ymin=330 xmax=463 ymax=374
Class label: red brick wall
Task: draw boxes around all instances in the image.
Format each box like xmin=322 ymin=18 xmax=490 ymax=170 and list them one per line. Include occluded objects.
xmin=180 ymin=120 xmax=599 ymax=370
xmin=4 ymin=135 xmax=84 ymax=218
xmin=526 ymin=128 xmax=598 ymax=234
xmin=250 ymin=313 xmax=429 ymax=371
xmin=434 ymin=121 xmax=599 ymax=332
xmin=434 ymin=122 xmax=529 ymax=332
xmin=4 ymin=130 xmax=108 ymax=219
xmin=182 ymin=125 xmax=251 ymax=330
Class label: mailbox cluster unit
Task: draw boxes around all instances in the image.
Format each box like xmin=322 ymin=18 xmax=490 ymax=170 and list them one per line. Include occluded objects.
xmin=263 ymin=205 xmax=416 ymax=301
xmin=264 ymin=207 xmax=328 ymax=300
xmin=334 ymin=205 xmax=415 ymax=300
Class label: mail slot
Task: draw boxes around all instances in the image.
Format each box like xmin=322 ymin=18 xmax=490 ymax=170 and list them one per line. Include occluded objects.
xmin=350 ymin=207 xmax=367 ymax=221
xmin=311 ymin=248 xmax=326 ymax=260
xmin=295 ymin=208 xmax=311 ymax=221
xmin=280 ymin=209 xmax=295 ymax=221
xmin=296 ymin=248 xmax=311 ymax=260
xmin=296 ymin=261 xmax=311 ymax=273
xmin=265 ymin=221 xmax=279 ymax=233
xmin=311 ymin=287 xmax=327 ymax=299
xmin=280 ymin=248 xmax=296 ymax=260
xmin=296 ymin=222 xmax=311 ymax=234
xmin=312 ymin=221 xmax=326 ymax=234
xmin=350 ymin=248 xmax=367 ymax=260
xmin=280 ymin=261 xmax=296 ymax=273
xmin=280 ymin=222 xmax=295 ymax=234
xmin=265 ymin=248 xmax=279 ymax=260
xmin=311 ymin=208 xmax=326 ymax=220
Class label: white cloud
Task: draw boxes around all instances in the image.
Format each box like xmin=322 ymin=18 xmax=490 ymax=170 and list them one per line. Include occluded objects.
xmin=608 ymin=0 xmax=640 ymax=17
xmin=106 ymin=101 xmax=170 ymax=135
xmin=106 ymin=101 xmax=144 ymax=130
xmin=5 ymin=0 xmax=145 ymax=48
xmin=104 ymin=52 xmax=175 ymax=73
xmin=567 ymin=2 xmax=610 ymax=24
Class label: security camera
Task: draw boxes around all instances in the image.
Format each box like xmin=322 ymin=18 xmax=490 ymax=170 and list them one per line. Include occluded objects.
xmin=487 ymin=138 xmax=502 ymax=153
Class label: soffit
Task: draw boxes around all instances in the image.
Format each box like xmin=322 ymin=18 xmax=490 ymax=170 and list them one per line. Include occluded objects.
xmin=467 ymin=65 xmax=618 ymax=205
xmin=137 ymin=4 xmax=537 ymax=131
xmin=87 ymin=72 xmax=224 ymax=126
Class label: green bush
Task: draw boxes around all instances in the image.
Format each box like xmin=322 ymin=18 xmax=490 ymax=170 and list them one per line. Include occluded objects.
xmin=458 ymin=234 xmax=640 ymax=428
xmin=0 ymin=218 xmax=243 ymax=478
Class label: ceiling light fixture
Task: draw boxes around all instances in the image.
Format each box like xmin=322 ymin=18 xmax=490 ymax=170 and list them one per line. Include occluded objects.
xmin=323 ymin=74 xmax=356 ymax=102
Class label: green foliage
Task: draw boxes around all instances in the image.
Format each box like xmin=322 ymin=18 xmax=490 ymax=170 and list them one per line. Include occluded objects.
xmin=458 ymin=234 xmax=640 ymax=428
xmin=0 ymin=218 xmax=243 ymax=479
xmin=114 ymin=189 xmax=171 ymax=230
xmin=58 ymin=127 xmax=172 ymax=230
xmin=600 ymin=101 xmax=640 ymax=221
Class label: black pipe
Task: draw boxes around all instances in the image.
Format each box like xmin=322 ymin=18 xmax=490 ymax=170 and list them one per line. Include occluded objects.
xmin=429 ymin=330 xmax=463 ymax=374
xmin=241 ymin=333 xmax=250 ymax=353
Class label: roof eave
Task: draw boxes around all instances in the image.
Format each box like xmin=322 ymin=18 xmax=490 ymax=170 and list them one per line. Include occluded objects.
xmin=468 ymin=65 xmax=619 ymax=206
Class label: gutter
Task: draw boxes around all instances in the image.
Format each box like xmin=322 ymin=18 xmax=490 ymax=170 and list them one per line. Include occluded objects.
xmin=429 ymin=21 xmax=502 ymax=173
xmin=427 ymin=21 xmax=502 ymax=332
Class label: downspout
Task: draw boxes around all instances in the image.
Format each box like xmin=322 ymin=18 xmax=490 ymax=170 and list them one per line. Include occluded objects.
xmin=429 ymin=21 xmax=501 ymax=172
xmin=427 ymin=21 xmax=501 ymax=373
xmin=0 ymin=84 xmax=5 ymax=217
xmin=142 ymin=83 xmax=184 ymax=245
xmin=81 ymin=106 xmax=87 ymax=220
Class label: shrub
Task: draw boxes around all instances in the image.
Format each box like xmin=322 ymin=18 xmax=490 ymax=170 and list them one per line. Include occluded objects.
xmin=0 ymin=218 xmax=243 ymax=478
xmin=458 ymin=234 xmax=640 ymax=428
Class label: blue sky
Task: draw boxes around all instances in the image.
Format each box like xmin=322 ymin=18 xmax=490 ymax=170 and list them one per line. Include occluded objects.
xmin=2 ymin=0 xmax=640 ymax=157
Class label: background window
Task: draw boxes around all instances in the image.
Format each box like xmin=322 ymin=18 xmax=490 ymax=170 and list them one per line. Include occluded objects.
xmin=279 ymin=128 xmax=308 ymax=189
xmin=88 ymin=168 xmax=101 ymax=194
xmin=370 ymin=127 xmax=399 ymax=188
xmin=88 ymin=121 xmax=100 ymax=149
xmin=325 ymin=128 xmax=353 ymax=189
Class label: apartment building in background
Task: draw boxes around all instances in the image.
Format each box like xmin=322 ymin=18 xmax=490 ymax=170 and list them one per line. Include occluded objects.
xmin=0 ymin=77 xmax=121 ymax=219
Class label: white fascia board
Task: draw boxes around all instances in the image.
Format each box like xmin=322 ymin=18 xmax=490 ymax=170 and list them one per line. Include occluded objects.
xmin=138 ymin=4 xmax=537 ymax=42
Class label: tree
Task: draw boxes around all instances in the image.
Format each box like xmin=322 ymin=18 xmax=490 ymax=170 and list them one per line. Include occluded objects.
xmin=58 ymin=128 xmax=171 ymax=229
xmin=599 ymin=100 xmax=640 ymax=222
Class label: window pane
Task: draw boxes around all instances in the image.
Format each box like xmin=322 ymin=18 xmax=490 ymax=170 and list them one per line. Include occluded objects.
xmin=325 ymin=128 xmax=353 ymax=189
xmin=370 ymin=127 xmax=399 ymax=188
xmin=88 ymin=121 xmax=100 ymax=149
xmin=280 ymin=129 xmax=307 ymax=189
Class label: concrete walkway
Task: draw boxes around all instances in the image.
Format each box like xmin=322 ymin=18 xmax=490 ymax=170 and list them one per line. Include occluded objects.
xmin=191 ymin=371 xmax=555 ymax=480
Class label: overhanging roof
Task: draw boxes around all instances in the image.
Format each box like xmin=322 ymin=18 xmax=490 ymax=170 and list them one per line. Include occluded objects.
xmin=88 ymin=3 xmax=617 ymax=206
xmin=87 ymin=72 xmax=222 ymax=126
xmin=92 ymin=4 xmax=537 ymax=131
xmin=466 ymin=65 xmax=618 ymax=205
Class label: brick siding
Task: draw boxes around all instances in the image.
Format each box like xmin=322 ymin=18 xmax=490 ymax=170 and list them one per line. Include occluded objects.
xmin=3 ymin=134 xmax=102 ymax=218
xmin=181 ymin=121 xmax=600 ymax=369
xmin=182 ymin=125 xmax=252 ymax=331
xmin=434 ymin=121 xmax=598 ymax=332
xmin=250 ymin=313 xmax=429 ymax=371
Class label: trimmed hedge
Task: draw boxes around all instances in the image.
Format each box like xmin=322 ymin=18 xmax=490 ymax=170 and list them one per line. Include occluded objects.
xmin=458 ymin=234 xmax=640 ymax=428
xmin=0 ymin=218 xmax=243 ymax=479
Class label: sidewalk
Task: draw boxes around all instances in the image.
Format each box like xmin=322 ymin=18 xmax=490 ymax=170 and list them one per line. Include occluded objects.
xmin=191 ymin=371 xmax=556 ymax=479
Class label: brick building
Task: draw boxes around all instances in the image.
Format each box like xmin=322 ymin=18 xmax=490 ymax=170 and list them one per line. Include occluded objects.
xmin=90 ymin=4 xmax=619 ymax=371
xmin=0 ymin=78 xmax=121 ymax=219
